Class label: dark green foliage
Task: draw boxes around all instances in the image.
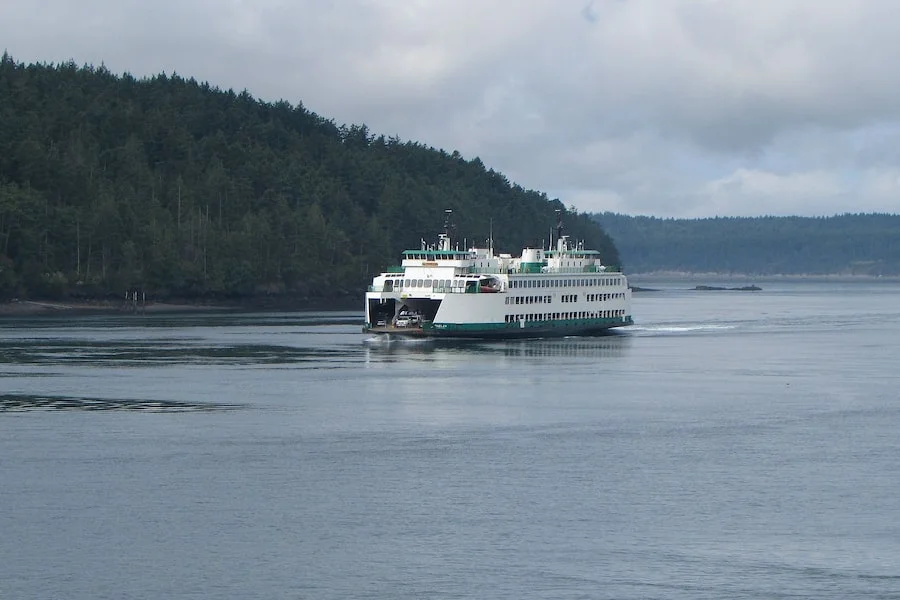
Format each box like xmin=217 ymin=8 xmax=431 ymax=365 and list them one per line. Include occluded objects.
xmin=0 ymin=55 xmax=619 ymax=301
xmin=595 ymin=212 xmax=900 ymax=275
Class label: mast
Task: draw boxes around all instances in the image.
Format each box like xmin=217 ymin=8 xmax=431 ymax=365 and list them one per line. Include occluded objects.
xmin=438 ymin=209 xmax=453 ymax=251
xmin=555 ymin=209 xmax=567 ymax=252
xmin=489 ymin=217 xmax=494 ymax=256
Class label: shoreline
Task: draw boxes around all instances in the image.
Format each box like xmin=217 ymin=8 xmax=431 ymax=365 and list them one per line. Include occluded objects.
xmin=0 ymin=296 xmax=361 ymax=316
xmin=0 ymin=299 xmax=229 ymax=316
xmin=629 ymin=272 xmax=900 ymax=281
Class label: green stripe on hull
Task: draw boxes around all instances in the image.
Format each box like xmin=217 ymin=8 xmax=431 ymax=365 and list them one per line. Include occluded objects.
xmin=364 ymin=316 xmax=633 ymax=339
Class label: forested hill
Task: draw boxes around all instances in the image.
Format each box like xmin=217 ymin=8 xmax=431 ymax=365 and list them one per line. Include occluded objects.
xmin=594 ymin=212 xmax=900 ymax=275
xmin=0 ymin=55 xmax=619 ymax=302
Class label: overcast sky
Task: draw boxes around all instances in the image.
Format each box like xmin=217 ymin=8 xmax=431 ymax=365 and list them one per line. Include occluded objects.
xmin=3 ymin=0 xmax=900 ymax=217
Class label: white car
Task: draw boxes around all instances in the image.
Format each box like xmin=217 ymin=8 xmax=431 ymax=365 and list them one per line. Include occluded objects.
xmin=395 ymin=317 xmax=410 ymax=327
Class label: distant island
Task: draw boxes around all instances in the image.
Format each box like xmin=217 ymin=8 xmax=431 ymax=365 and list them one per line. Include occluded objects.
xmin=630 ymin=284 xmax=762 ymax=293
xmin=693 ymin=285 xmax=762 ymax=291
xmin=594 ymin=212 xmax=900 ymax=276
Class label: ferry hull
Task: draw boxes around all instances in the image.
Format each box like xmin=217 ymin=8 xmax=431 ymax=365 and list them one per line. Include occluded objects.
xmin=363 ymin=317 xmax=633 ymax=339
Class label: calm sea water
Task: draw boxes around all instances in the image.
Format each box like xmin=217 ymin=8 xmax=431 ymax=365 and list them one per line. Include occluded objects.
xmin=1 ymin=279 xmax=899 ymax=600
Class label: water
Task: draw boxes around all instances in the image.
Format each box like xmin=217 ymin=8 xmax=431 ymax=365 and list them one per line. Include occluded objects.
xmin=1 ymin=280 xmax=899 ymax=599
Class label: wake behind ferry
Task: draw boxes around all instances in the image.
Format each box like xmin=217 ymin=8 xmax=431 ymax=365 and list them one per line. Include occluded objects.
xmin=364 ymin=211 xmax=633 ymax=338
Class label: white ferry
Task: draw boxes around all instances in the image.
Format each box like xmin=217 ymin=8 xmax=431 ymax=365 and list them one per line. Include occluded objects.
xmin=364 ymin=211 xmax=633 ymax=338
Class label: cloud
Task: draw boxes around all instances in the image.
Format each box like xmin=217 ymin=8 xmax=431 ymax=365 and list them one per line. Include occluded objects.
xmin=3 ymin=0 xmax=900 ymax=217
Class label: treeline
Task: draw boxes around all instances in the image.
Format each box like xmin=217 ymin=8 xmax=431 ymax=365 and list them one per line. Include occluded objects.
xmin=594 ymin=212 xmax=900 ymax=275
xmin=0 ymin=54 xmax=619 ymax=301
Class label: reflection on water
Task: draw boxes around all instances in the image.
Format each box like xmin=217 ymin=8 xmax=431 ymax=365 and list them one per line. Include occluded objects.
xmin=363 ymin=333 xmax=632 ymax=361
xmin=0 ymin=311 xmax=364 ymax=368
xmin=0 ymin=394 xmax=242 ymax=412
xmin=0 ymin=340 xmax=353 ymax=367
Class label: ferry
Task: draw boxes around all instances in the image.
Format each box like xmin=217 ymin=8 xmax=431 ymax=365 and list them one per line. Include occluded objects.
xmin=364 ymin=211 xmax=633 ymax=338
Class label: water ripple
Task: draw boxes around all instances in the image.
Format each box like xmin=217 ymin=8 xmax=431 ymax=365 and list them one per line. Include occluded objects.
xmin=0 ymin=394 xmax=243 ymax=412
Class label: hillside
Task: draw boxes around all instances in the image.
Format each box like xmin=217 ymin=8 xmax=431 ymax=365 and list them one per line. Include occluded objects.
xmin=594 ymin=212 xmax=900 ymax=275
xmin=0 ymin=54 xmax=620 ymax=302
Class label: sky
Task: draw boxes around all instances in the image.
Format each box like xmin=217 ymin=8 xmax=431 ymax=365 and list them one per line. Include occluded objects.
xmin=3 ymin=0 xmax=900 ymax=218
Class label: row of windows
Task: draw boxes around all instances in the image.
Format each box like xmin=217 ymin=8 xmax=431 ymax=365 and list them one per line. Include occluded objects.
xmin=510 ymin=277 xmax=622 ymax=289
xmin=505 ymin=293 xmax=625 ymax=305
xmin=587 ymin=293 xmax=625 ymax=301
xmin=383 ymin=278 xmax=473 ymax=290
xmin=507 ymin=295 xmax=551 ymax=305
xmin=504 ymin=309 xmax=626 ymax=323
xmin=381 ymin=276 xmax=625 ymax=291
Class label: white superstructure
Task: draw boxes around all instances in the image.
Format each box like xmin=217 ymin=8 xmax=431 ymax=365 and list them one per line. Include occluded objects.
xmin=364 ymin=211 xmax=633 ymax=338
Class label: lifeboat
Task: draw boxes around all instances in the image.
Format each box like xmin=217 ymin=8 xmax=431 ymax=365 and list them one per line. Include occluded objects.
xmin=479 ymin=276 xmax=503 ymax=293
